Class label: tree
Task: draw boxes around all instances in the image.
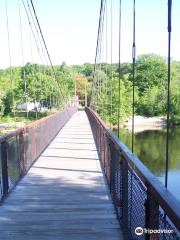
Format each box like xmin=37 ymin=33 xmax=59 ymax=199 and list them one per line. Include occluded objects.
xmin=133 ymin=54 xmax=167 ymax=95
xmin=59 ymin=61 xmax=67 ymax=72
xmin=82 ymin=63 xmax=93 ymax=77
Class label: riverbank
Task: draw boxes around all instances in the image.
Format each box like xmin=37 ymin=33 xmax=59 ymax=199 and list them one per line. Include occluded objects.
xmin=124 ymin=115 xmax=166 ymax=133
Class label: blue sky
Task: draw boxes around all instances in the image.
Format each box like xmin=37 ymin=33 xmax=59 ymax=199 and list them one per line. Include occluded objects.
xmin=0 ymin=0 xmax=179 ymax=68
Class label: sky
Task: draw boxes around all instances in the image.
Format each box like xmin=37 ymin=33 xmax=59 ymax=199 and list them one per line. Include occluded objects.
xmin=0 ymin=0 xmax=179 ymax=68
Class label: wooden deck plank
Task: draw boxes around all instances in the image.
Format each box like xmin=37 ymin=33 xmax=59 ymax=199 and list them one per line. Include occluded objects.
xmin=0 ymin=111 xmax=123 ymax=239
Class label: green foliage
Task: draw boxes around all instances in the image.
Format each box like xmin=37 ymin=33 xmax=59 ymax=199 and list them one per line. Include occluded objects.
xmin=0 ymin=92 xmax=5 ymax=117
xmin=0 ymin=63 xmax=75 ymax=117
xmin=95 ymin=71 xmax=133 ymax=125
xmin=171 ymin=61 xmax=180 ymax=122
xmin=94 ymin=54 xmax=180 ymax=125
xmin=133 ymin=54 xmax=167 ymax=94
xmin=131 ymin=54 xmax=179 ymax=122
xmin=82 ymin=63 xmax=93 ymax=77
xmin=136 ymin=86 xmax=166 ymax=116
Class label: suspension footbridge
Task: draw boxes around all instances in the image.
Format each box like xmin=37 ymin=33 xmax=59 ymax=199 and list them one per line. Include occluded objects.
xmin=0 ymin=0 xmax=179 ymax=239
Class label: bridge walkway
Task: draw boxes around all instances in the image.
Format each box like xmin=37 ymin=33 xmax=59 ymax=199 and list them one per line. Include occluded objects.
xmin=0 ymin=111 xmax=123 ymax=240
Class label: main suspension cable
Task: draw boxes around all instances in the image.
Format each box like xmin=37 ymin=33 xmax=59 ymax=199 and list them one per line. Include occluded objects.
xmin=117 ymin=0 xmax=122 ymax=138
xmin=18 ymin=0 xmax=28 ymax=118
xmin=110 ymin=0 xmax=113 ymax=129
xmin=105 ymin=0 xmax=108 ymax=124
xmin=25 ymin=0 xmax=51 ymax=108
xmin=28 ymin=0 xmax=64 ymax=104
xmin=26 ymin=0 xmax=49 ymax=66
xmin=101 ymin=2 xmax=106 ymax=120
xmin=21 ymin=0 xmax=44 ymax=64
xmin=30 ymin=0 xmax=54 ymax=72
xmin=98 ymin=0 xmax=106 ymax=117
xmin=165 ymin=0 xmax=172 ymax=188
xmin=132 ymin=0 xmax=136 ymax=153
xmin=91 ymin=0 xmax=105 ymax=111
xmin=5 ymin=0 xmax=15 ymax=117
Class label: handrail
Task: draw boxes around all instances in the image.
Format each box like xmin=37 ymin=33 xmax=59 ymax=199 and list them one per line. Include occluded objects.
xmin=86 ymin=107 xmax=180 ymax=239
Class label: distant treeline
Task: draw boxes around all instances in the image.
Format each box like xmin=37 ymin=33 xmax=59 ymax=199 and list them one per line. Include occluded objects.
xmin=0 ymin=54 xmax=179 ymax=124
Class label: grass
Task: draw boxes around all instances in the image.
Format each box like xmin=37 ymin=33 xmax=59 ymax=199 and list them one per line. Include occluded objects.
xmin=0 ymin=109 xmax=60 ymax=123
xmin=0 ymin=115 xmax=31 ymax=124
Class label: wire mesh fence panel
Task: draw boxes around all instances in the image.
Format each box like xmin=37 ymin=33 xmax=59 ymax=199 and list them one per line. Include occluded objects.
xmin=109 ymin=141 xmax=123 ymax=221
xmin=159 ymin=210 xmax=179 ymax=240
xmin=24 ymin=130 xmax=32 ymax=170
xmin=6 ymin=136 xmax=20 ymax=190
xmin=127 ymin=168 xmax=147 ymax=239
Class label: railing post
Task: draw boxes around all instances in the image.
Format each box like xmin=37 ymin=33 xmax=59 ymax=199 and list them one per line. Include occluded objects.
xmin=19 ymin=131 xmax=25 ymax=176
xmin=145 ymin=189 xmax=159 ymax=240
xmin=1 ymin=141 xmax=9 ymax=197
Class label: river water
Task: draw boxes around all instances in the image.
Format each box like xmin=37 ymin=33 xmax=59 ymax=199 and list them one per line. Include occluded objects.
xmin=115 ymin=127 xmax=180 ymax=202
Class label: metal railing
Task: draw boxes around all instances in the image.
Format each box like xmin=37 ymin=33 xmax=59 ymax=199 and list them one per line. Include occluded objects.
xmin=86 ymin=107 xmax=180 ymax=240
xmin=0 ymin=107 xmax=77 ymax=201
